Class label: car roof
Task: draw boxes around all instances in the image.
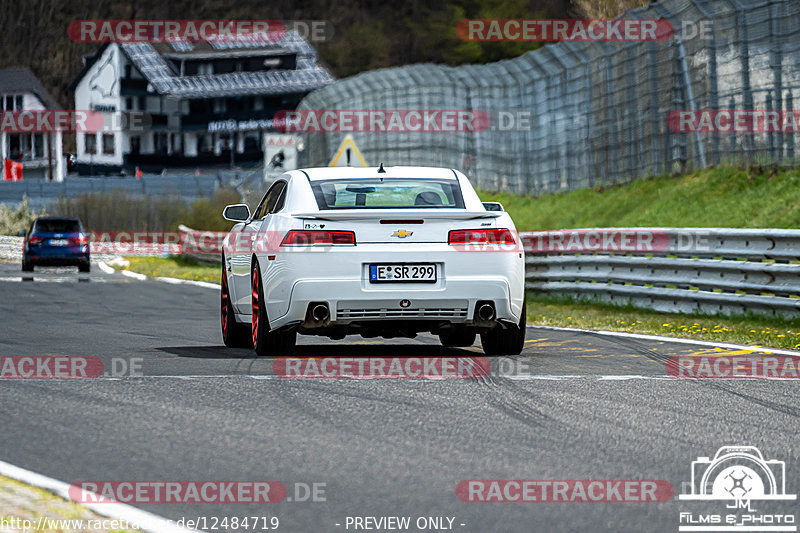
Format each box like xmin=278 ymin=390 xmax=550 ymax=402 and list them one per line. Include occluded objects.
xmin=35 ymin=217 xmax=80 ymax=222
xmin=296 ymin=166 xmax=460 ymax=181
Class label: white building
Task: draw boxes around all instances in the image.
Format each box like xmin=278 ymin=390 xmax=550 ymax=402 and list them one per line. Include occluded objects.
xmin=0 ymin=69 xmax=64 ymax=181
xmin=70 ymin=32 xmax=333 ymax=175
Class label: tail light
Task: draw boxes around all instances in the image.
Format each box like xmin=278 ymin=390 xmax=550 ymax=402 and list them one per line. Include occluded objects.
xmin=28 ymin=236 xmax=44 ymax=246
xmin=448 ymin=228 xmax=516 ymax=245
xmin=281 ymin=230 xmax=356 ymax=246
xmin=69 ymin=234 xmax=88 ymax=246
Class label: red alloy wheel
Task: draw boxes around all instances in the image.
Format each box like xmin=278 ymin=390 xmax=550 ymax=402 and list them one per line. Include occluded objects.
xmin=221 ymin=272 xmax=229 ymax=335
xmin=251 ymin=269 xmax=260 ymax=347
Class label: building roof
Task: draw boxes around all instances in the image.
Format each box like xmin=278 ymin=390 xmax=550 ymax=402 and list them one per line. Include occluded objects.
xmin=116 ymin=30 xmax=334 ymax=99
xmin=0 ymin=68 xmax=59 ymax=108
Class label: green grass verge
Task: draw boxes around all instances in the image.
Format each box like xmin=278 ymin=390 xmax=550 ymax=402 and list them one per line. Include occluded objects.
xmin=527 ymin=293 xmax=800 ymax=351
xmin=479 ymin=165 xmax=800 ymax=230
xmin=121 ymin=256 xmax=220 ymax=283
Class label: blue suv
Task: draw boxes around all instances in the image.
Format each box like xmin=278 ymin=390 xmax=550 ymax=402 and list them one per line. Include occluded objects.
xmin=22 ymin=217 xmax=90 ymax=272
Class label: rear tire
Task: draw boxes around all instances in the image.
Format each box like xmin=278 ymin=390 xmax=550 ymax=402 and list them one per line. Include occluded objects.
xmin=251 ymin=261 xmax=296 ymax=356
xmin=480 ymin=297 xmax=526 ymax=356
xmin=438 ymin=327 xmax=476 ymax=347
xmin=21 ymin=257 xmax=32 ymax=272
xmin=221 ymin=259 xmax=251 ymax=348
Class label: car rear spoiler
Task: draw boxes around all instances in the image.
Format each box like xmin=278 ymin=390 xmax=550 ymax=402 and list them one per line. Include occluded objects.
xmin=292 ymin=210 xmax=502 ymax=221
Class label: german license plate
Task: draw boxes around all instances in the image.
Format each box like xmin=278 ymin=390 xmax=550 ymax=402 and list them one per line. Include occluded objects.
xmin=369 ymin=264 xmax=436 ymax=283
xmin=49 ymin=239 xmax=68 ymax=246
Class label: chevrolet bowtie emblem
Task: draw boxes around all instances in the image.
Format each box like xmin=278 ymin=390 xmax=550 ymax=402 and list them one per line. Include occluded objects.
xmin=391 ymin=230 xmax=413 ymax=238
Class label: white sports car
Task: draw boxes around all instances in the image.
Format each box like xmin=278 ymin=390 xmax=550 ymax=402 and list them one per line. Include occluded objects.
xmin=220 ymin=166 xmax=526 ymax=356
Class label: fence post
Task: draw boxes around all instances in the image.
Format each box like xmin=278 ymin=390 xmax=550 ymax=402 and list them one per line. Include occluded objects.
xmin=770 ymin=0 xmax=784 ymax=162
xmin=786 ymin=92 xmax=795 ymax=161
xmin=766 ymin=92 xmax=774 ymax=159
xmin=732 ymin=0 xmax=755 ymax=160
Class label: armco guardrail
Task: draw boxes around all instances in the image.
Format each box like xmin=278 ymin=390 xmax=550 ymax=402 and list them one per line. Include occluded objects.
xmin=521 ymin=228 xmax=800 ymax=318
xmin=178 ymin=225 xmax=223 ymax=265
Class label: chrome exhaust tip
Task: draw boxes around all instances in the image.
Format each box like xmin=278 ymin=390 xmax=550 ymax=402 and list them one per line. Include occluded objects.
xmin=477 ymin=303 xmax=495 ymax=321
xmin=312 ymin=304 xmax=330 ymax=322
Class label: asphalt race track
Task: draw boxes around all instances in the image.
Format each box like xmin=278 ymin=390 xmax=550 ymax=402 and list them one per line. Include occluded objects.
xmin=0 ymin=262 xmax=797 ymax=533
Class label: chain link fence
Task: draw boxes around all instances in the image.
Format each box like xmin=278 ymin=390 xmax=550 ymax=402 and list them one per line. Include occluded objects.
xmin=299 ymin=0 xmax=800 ymax=194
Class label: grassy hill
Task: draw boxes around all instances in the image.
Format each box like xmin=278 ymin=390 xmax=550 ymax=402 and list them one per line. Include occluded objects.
xmin=480 ymin=166 xmax=800 ymax=231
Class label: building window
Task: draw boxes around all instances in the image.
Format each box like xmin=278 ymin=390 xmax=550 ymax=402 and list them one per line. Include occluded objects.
xmin=137 ymin=96 xmax=146 ymax=110
xmin=129 ymin=136 xmax=140 ymax=155
xmin=31 ymin=133 xmax=43 ymax=159
xmin=125 ymin=97 xmax=133 ymax=111
xmin=102 ymin=133 xmax=114 ymax=155
xmin=213 ymin=98 xmax=226 ymax=113
xmin=154 ymin=133 xmax=168 ymax=155
xmin=3 ymin=94 xmax=22 ymax=111
xmin=84 ymin=134 xmax=97 ymax=154
xmin=171 ymin=133 xmax=182 ymax=153
xmin=197 ymin=63 xmax=213 ymax=75
xmin=8 ymin=134 xmax=24 ymax=159
xmin=197 ymin=134 xmax=213 ymax=153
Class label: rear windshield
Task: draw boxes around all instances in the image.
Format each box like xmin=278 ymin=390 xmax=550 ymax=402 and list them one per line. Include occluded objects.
xmin=311 ymin=178 xmax=465 ymax=210
xmin=35 ymin=219 xmax=81 ymax=233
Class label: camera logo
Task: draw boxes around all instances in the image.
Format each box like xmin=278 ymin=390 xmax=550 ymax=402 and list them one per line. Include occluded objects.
xmin=680 ymin=446 xmax=795 ymax=502
xmin=678 ymin=446 xmax=796 ymax=533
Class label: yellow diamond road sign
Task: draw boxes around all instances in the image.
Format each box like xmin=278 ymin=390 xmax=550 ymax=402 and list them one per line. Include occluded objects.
xmin=328 ymin=134 xmax=367 ymax=167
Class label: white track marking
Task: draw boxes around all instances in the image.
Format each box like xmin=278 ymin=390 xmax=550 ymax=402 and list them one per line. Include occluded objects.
xmin=0 ymin=276 xmax=99 ymax=283
xmin=120 ymin=270 xmax=147 ymax=281
xmin=154 ymin=277 xmax=219 ymax=290
xmin=532 ymin=325 xmax=800 ymax=356
xmin=96 ymin=261 xmax=115 ymax=274
xmin=0 ymin=459 xmax=198 ymax=533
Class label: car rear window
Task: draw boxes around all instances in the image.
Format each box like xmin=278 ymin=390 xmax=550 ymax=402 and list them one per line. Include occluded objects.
xmin=310 ymin=179 xmax=465 ymax=210
xmin=35 ymin=219 xmax=81 ymax=233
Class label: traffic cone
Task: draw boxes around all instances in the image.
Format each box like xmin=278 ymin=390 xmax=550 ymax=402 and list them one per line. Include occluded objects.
xmin=135 ymin=167 xmax=142 ymax=179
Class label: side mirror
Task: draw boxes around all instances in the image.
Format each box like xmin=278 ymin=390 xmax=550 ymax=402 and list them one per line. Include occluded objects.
xmin=223 ymin=204 xmax=251 ymax=222
xmin=17 ymin=230 xmax=26 ymax=237
xmin=482 ymin=202 xmax=504 ymax=212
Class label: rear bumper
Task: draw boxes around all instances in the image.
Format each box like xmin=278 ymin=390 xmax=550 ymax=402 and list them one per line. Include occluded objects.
xmin=233 ymin=243 xmax=525 ymax=330
xmin=25 ymin=250 xmax=90 ymax=266
xmin=268 ymin=277 xmax=516 ymax=330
